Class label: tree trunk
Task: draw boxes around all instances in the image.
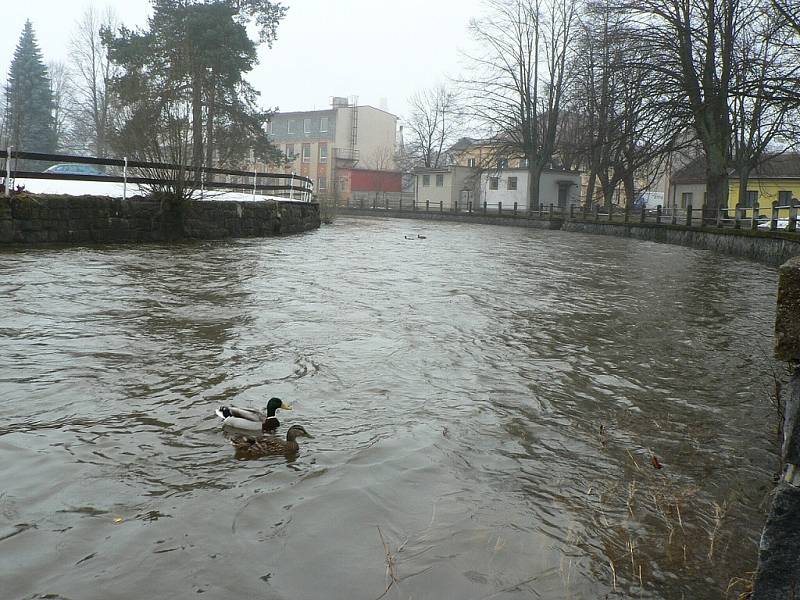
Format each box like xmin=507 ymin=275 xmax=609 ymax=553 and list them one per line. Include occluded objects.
xmin=598 ymin=172 xmax=613 ymax=207
xmin=528 ymin=163 xmax=543 ymax=210
xmin=191 ymin=68 xmax=204 ymax=171
xmin=603 ymin=185 xmax=615 ymax=207
xmin=705 ymin=165 xmax=729 ymax=214
xmin=623 ymin=171 xmax=636 ymax=208
xmin=205 ymin=76 xmax=216 ymax=170
xmin=737 ymin=166 xmax=751 ymax=213
xmin=585 ymin=168 xmax=597 ymax=209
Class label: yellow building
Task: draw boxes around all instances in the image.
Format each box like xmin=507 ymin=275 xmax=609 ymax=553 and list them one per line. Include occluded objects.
xmin=669 ymin=154 xmax=800 ymax=217
xmin=447 ymin=138 xmax=528 ymax=170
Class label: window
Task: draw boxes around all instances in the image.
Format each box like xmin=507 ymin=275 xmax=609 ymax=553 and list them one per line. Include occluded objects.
xmin=287 ymin=119 xmax=295 ymax=134
xmin=286 ymin=144 xmax=295 ymax=160
xmin=745 ymin=190 xmax=758 ymax=208
xmin=489 ymin=177 xmax=499 ymax=190
xmin=779 ymin=191 xmax=793 ymax=206
xmin=520 ymin=158 xmax=529 ymax=168
xmin=681 ymin=192 xmax=693 ymax=208
xmin=319 ymin=143 xmax=328 ymax=164
xmin=422 ymin=174 xmax=430 ymax=187
xmin=498 ymin=159 xmax=508 ymax=169
xmin=302 ymin=143 xmax=311 ymax=163
xmin=436 ymin=174 xmax=444 ymax=187
xmin=320 ymin=117 xmax=329 ymax=133
xmin=304 ymin=118 xmax=311 ymax=133
xmin=467 ymin=158 xmax=476 ymax=167
xmin=507 ymin=177 xmax=517 ymax=191
xmin=318 ymin=176 xmax=327 ymax=191
xmin=266 ymin=121 xmax=273 ymax=134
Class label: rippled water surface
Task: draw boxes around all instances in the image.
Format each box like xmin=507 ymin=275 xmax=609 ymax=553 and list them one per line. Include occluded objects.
xmin=0 ymin=217 xmax=782 ymax=599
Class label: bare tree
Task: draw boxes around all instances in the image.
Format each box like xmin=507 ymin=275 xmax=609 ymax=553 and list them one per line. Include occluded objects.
xmin=729 ymin=7 xmax=800 ymax=208
xmin=569 ymin=3 xmax=684 ymax=207
xmin=771 ymin=1 xmax=800 ymax=108
xmin=461 ymin=0 xmax=576 ymax=209
xmin=404 ymin=86 xmax=459 ymax=168
xmin=610 ymin=0 xmax=800 ymax=212
xmin=69 ymin=6 xmax=119 ymax=157
xmin=48 ymin=60 xmax=72 ymax=151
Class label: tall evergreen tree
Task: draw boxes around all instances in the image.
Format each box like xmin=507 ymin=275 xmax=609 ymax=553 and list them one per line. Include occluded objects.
xmin=104 ymin=0 xmax=286 ymax=177
xmin=5 ymin=21 xmax=57 ymax=157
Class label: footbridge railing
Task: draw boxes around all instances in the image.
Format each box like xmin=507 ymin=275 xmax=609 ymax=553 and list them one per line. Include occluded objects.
xmin=0 ymin=148 xmax=314 ymax=201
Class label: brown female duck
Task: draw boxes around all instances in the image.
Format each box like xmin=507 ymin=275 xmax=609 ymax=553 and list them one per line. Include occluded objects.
xmin=230 ymin=425 xmax=314 ymax=458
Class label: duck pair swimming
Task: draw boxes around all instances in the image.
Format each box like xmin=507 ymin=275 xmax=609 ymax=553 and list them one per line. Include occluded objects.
xmin=216 ymin=397 xmax=313 ymax=456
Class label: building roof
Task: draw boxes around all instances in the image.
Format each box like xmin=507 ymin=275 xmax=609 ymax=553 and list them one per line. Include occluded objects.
xmin=672 ymin=153 xmax=800 ymax=184
xmin=413 ymin=164 xmax=477 ymax=174
xmin=447 ymin=137 xmax=482 ymax=153
xmin=273 ymin=105 xmax=397 ymax=119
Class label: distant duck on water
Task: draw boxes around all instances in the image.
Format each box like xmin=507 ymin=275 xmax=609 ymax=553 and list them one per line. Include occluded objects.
xmin=230 ymin=425 xmax=314 ymax=458
xmin=215 ymin=397 xmax=292 ymax=432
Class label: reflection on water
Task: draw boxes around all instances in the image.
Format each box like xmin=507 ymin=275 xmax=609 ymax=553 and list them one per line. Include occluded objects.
xmin=0 ymin=218 xmax=781 ymax=599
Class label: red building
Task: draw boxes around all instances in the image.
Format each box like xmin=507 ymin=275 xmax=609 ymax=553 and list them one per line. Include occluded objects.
xmin=335 ymin=167 xmax=403 ymax=202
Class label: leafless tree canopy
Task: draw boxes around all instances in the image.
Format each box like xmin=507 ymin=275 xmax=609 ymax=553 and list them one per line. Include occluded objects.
xmin=599 ymin=0 xmax=800 ymax=210
xmin=460 ymin=0 xmax=576 ymax=208
xmin=69 ymin=6 xmax=119 ymax=157
xmin=404 ymin=86 xmax=460 ymax=169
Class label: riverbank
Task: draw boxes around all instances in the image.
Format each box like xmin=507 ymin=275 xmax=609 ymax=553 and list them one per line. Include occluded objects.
xmin=338 ymin=207 xmax=563 ymax=229
xmin=0 ymin=194 xmax=320 ymax=245
xmin=339 ymin=207 xmax=800 ymax=265
xmin=563 ymin=220 xmax=800 ymax=266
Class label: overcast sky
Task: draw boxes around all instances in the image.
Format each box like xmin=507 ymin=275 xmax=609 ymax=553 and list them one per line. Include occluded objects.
xmin=1 ymin=0 xmax=484 ymax=120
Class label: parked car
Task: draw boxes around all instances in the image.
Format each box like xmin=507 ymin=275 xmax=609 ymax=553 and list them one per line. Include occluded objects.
xmin=44 ymin=164 xmax=105 ymax=176
xmin=758 ymin=218 xmax=789 ymax=230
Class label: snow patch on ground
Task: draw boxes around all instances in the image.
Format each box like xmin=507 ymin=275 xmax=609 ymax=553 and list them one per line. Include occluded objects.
xmin=11 ymin=178 xmax=310 ymax=203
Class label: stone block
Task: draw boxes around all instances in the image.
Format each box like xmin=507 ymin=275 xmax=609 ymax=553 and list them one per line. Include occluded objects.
xmin=776 ymin=257 xmax=800 ymax=362
xmin=0 ymin=220 xmax=13 ymax=242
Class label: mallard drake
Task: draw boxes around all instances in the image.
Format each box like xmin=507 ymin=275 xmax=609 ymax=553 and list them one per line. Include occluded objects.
xmin=230 ymin=425 xmax=314 ymax=457
xmin=215 ymin=397 xmax=292 ymax=432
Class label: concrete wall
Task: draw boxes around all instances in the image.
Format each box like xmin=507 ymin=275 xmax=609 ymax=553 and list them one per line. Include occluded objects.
xmin=339 ymin=207 xmax=563 ymax=230
xmin=0 ymin=195 xmax=320 ymax=245
xmin=415 ymin=167 xmax=479 ymax=210
xmin=563 ymin=220 xmax=800 ymax=265
xmin=349 ymin=106 xmax=398 ymax=169
xmin=668 ymin=183 xmax=707 ymax=209
xmin=338 ymin=206 xmax=800 ymax=265
xmin=752 ymin=258 xmax=800 ymax=598
xmin=480 ymin=169 xmax=582 ymax=210
xmin=416 ymin=169 xmax=455 ymax=209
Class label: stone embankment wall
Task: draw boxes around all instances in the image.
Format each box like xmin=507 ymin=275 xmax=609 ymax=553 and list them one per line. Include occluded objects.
xmin=752 ymin=257 xmax=800 ymax=598
xmin=0 ymin=195 xmax=320 ymax=245
xmin=338 ymin=208 xmax=564 ymax=230
xmin=341 ymin=207 xmax=800 ymax=264
xmin=563 ymin=221 xmax=800 ymax=266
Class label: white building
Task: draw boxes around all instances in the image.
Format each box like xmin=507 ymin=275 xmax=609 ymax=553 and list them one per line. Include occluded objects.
xmin=479 ymin=168 xmax=582 ymax=210
xmin=414 ymin=166 xmax=480 ymax=210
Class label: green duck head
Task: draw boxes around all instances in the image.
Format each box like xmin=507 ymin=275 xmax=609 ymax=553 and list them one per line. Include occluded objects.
xmin=266 ymin=397 xmax=292 ymax=416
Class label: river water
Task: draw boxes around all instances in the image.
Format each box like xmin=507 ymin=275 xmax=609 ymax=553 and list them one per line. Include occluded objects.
xmin=0 ymin=217 xmax=782 ymax=599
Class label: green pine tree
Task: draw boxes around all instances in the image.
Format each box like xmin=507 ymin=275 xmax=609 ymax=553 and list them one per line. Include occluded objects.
xmin=5 ymin=20 xmax=57 ymax=160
